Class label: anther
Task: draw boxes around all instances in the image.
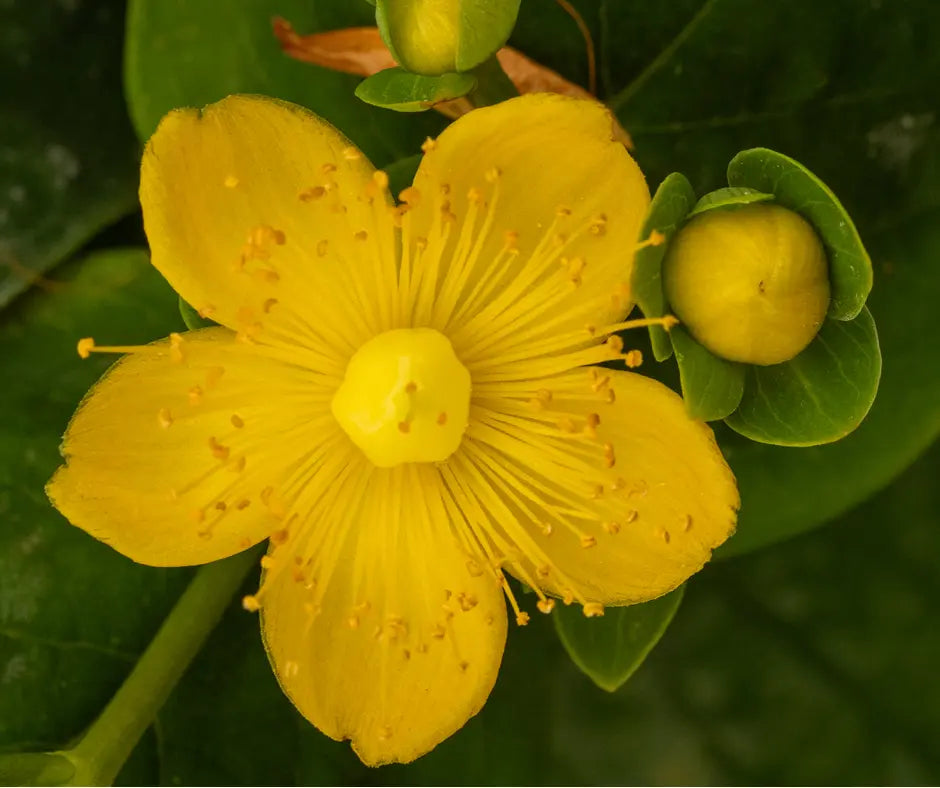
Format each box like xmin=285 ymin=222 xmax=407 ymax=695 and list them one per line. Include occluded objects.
xmin=214 ymin=501 xmax=227 ymax=511
xmin=224 ymin=175 xmax=239 ymax=188
xmin=208 ymin=436 xmax=230 ymax=461
xmin=321 ymin=162 xmax=337 ymax=175
xmin=242 ymin=595 xmax=261 ymax=612
xmin=606 ymin=335 xmax=624 ymax=353
xmin=540 ymin=522 xmax=554 ymax=536
xmin=77 ymin=337 xmax=95 ymax=358
xmin=457 ymin=593 xmax=478 ymax=612
xmin=285 ymin=660 xmax=300 ymax=678
xmin=580 ymin=535 xmax=597 ymax=549
xmin=537 ymin=598 xmax=556 ymax=614
xmin=467 ymin=187 xmax=484 ymax=205
xmin=583 ymin=602 xmax=605 ymax=617
xmin=260 ymin=555 xmax=276 ymax=571
xmin=348 ymin=615 xmax=360 ymax=629
xmin=398 ymin=186 xmax=421 ymax=206
xmin=316 ymin=239 xmax=329 ymax=257
xmin=398 ymin=421 xmax=411 ymax=434
xmin=436 ymin=412 xmax=448 ymax=425
xmin=431 ymin=624 xmax=446 ymax=639
xmin=230 ymin=414 xmax=245 ymax=428
xmin=683 ymin=514 xmax=694 ymax=532
xmin=459 ymin=660 xmax=470 ymax=673
xmin=591 ymin=374 xmax=610 ymax=393
xmin=484 ymin=167 xmax=501 ymax=183
xmin=586 ymin=412 xmax=601 ymax=431
xmin=466 ymin=559 xmax=484 ymax=577
xmin=421 ymin=137 xmax=437 ymax=153
xmin=404 ymin=381 xmax=418 ymax=394
xmin=342 ymin=146 xmax=361 ymax=161
xmin=536 ymin=565 xmax=551 ymax=578
xmin=354 ymin=229 xmax=369 ymax=241
xmin=503 ymin=230 xmax=519 ymax=252
xmin=262 ymin=297 xmax=278 ymax=314
xmin=157 ymin=408 xmax=173 ymax=429
xmin=657 ymin=525 xmax=672 ymax=544
xmin=169 ymin=332 xmax=184 ymax=362
xmin=299 ymin=186 xmax=326 ymax=202
xmin=556 ymin=206 xmax=572 ymax=218
xmin=379 ymin=726 xmax=393 ymax=741
xmin=230 ymin=456 xmax=246 ymax=473
xmin=589 ymin=214 xmax=608 ymax=236
xmin=624 ymin=349 xmax=643 ymax=368
xmin=198 ymin=305 xmax=217 ymax=319
xmin=626 ymin=509 xmax=638 ymax=523
xmin=188 ymin=385 xmax=203 ymax=404
xmin=603 ymin=521 xmax=621 ymax=535
xmin=603 ymin=443 xmax=616 ymax=468
xmin=515 ymin=612 xmax=530 ymax=626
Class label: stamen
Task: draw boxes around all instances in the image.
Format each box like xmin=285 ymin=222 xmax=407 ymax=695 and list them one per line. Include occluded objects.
xmin=583 ymin=602 xmax=604 ymax=617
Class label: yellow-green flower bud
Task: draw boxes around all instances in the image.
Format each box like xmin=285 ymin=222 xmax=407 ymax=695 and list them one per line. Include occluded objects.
xmin=378 ymin=0 xmax=520 ymax=76
xmin=663 ymin=203 xmax=830 ymax=366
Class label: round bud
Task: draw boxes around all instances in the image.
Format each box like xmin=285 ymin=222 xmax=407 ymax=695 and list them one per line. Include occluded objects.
xmin=663 ymin=203 xmax=830 ymax=365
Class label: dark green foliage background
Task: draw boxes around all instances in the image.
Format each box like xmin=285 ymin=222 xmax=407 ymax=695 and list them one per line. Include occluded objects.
xmin=1 ymin=0 xmax=938 ymax=783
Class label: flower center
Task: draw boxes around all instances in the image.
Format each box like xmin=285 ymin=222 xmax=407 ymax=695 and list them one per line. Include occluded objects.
xmin=331 ymin=328 xmax=471 ymax=467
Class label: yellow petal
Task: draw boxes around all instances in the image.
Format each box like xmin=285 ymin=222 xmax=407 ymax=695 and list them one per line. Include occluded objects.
xmin=401 ymin=94 xmax=649 ymax=366
xmin=140 ymin=95 xmax=399 ymax=356
xmin=464 ymin=369 xmax=739 ymax=605
xmin=47 ymin=328 xmax=343 ymax=566
xmin=260 ymin=463 xmax=507 ymax=766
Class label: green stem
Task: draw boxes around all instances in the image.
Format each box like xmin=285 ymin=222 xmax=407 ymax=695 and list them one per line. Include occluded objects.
xmin=62 ymin=548 xmax=260 ymax=785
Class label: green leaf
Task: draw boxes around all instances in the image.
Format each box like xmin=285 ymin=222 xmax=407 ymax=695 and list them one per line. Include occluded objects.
xmin=671 ymin=326 xmax=745 ymax=421
xmin=0 ymin=249 xmax=190 ymax=772
xmin=632 ymin=173 xmax=695 ymax=362
xmin=554 ymin=589 xmax=685 ymax=693
xmin=0 ymin=0 xmax=138 ymax=308
xmin=124 ymin=0 xmax=443 ymax=164
xmin=355 ymin=68 xmax=477 ymax=113
xmin=724 ymin=307 xmax=880 ymax=446
xmin=687 ymin=186 xmax=775 ymax=218
xmin=727 ymin=148 xmax=873 ymax=321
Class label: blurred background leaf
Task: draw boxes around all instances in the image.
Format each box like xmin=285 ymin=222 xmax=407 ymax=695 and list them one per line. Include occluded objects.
xmin=124 ymin=0 xmax=444 ymax=165
xmin=0 ymin=0 xmax=139 ymax=308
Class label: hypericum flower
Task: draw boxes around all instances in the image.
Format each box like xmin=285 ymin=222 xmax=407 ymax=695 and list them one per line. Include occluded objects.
xmin=48 ymin=94 xmax=739 ymax=765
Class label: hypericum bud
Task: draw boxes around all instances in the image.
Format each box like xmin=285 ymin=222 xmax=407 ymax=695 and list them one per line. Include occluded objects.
xmin=377 ymin=0 xmax=521 ymax=76
xmin=663 ymin=203 xmax=830 ymax=366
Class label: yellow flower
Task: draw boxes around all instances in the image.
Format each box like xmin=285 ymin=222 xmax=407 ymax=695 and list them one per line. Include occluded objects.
xmin=47 ymin=94 xmax=739 ymax=765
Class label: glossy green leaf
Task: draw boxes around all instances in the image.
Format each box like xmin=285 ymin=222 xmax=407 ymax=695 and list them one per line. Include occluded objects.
xmin=687 ymin=186 xmax=775 ymax=218
xmin=671 ymin=326 xmax=746 ymax=421
xmin=728 ymin=148 xmax=873 ymax=321
xmin=0 ymin=0 xmax=138 ymax=308
xmin=554 ymin=588 xmax=684 ymax=693
xmin=124 ymin=0 xmax=443 ymax=164
xmin=632 ymin=172 xmax=695 ymax=362
xmin=355 ymin=68 xmax=477 ymax=112
xmin=725 ymin=307 xmax=881 ymax=446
